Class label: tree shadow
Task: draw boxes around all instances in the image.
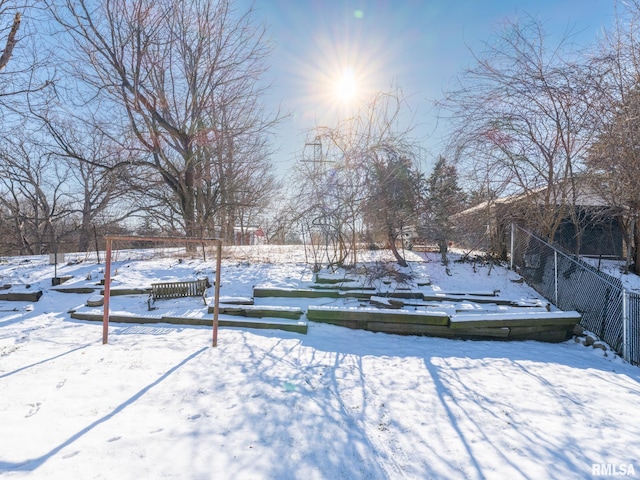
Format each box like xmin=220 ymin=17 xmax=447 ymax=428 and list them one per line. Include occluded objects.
xmin=0 ymin=346 xmax=208 ymax=472
xmin=0 ymin=344 xmax=92 ymax=380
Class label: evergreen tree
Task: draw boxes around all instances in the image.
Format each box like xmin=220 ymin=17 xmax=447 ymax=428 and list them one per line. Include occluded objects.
xmin=363 ymin=147 xmax=421 ymax=267
xmin=425 ymin=157 xmax=466 ymax=254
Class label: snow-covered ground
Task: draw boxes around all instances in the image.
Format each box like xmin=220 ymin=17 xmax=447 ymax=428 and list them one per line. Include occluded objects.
xmin=0 ymin=246 xmax=638 ymax=479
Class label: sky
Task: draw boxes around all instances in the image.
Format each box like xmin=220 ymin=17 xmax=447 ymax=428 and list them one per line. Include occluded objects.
xmin=237 ymin=0 xmax=617 ymax=176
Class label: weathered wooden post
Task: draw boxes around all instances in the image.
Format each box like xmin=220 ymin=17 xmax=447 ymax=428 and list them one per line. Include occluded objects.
xmin=102 ymin=237 xmax=112 ymax=344
xmin=213 ymin=240 xmax=222 ymax=347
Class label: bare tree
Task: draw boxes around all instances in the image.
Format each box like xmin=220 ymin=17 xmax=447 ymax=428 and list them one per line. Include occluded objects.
xmin=0 ymin=2 xmax=56 ymax=253
xmin=291 ymin=89 xmax=422 ymax=267
xmin=0 ymin=135 xmax=72 ymax=255
xmin=0 ymin=1 xmax=53 ymax=107
xmin=45 ymin=0 xmax=280 ymax=240
xmin=586 ymin=0 xmax=640 ymax=269
xmin=0 ymin=3 xmax=20 ymax=73
xmin=440 ymin=15 xmax=601 ymax=246
xmin=290 ymin=134 xmax=361 ymax=268
xmin=37 ymin=113 xmax=142 ymax=251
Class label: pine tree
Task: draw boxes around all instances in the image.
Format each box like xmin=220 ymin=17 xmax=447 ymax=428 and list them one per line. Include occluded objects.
xmin=425 ymin=157 xmax=466 ymax=254
xmin=363 ymin=147 xmax=421 ymax=267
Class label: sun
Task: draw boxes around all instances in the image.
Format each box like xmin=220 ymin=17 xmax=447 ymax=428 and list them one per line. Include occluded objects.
xmin=291 ymin=31 xmax=387 ymax=121
xmin=333 ymin=69 xmax=358 ymax=104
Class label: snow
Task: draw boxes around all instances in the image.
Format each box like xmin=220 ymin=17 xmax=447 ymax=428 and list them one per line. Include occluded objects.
xmin=308 ymin=304 xmax=450 ymax=317
xmin=1 ymin=247 xmax=639 ymax=479
xmin=452 ymin=311 xmax=582 ymax=322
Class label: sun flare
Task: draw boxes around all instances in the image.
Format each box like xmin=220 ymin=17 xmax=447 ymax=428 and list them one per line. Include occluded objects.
xmin=291 ymin=30 xmax=387 ymax=121
xmin=333 ymin=69 xmax=358 ymax=104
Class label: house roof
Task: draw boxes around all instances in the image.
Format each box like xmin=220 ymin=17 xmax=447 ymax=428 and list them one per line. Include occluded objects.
xmin=457 ymin=179 xmax=612 ymax=218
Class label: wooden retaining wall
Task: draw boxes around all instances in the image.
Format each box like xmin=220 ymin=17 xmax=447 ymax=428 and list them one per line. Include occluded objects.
xmin=64 ymin=278 xmax=577 ymax=343
xmin=69 ymin=310 xmax=308 ymax=334
xmin=0 ymin=290 xmax=43 ymax=302
xmin=306 ymin=305 xmax=579 ymax=342
xmin=253 ymin=286 xmax=373 ymax=300
xmin=307 ymin=305 xmax=449 ymax=327
xmin=207 ymin=304 xmax=303 ymax=320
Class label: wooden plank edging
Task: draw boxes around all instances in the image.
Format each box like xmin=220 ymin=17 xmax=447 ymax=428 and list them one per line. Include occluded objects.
xmin=207 ymin=304 xmax=303 ymax=320
xmin=253 ymin=286 xmax=373 ymax=299
xmin=306 ymin=305 xmax=450 ymax=326
xmin=450 ymin=311 xmax=581 ymax=329
xmin=0 ymin=291 xmax=43 ymax=302
xmin=69 ymin=310 xmax=307 ymax=334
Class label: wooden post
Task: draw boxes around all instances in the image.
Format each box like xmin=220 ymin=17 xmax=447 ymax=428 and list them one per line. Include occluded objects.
xmin=102 ymin=237 xmax=112 ymax=344
xmin=93 ymin=225 xmax=101 ymax=264
xmin=213 ymin=240 xmax=222 ymax=347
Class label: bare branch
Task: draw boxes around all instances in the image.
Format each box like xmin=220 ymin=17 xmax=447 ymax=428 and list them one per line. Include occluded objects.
xmin=0 ymin=11 xmax=20 ymax=72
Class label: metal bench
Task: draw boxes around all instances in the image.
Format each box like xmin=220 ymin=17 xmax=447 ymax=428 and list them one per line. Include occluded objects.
xmin=148 ymin=278 xmax=210 ymax=310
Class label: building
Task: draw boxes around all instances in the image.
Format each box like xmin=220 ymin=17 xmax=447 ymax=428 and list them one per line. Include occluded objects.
xmin=454 ymin=181 xmax=625 ymax=258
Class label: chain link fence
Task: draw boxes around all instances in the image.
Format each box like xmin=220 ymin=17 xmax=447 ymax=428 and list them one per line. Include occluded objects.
xmin=510 ymin=224 xmax=639 ymax=366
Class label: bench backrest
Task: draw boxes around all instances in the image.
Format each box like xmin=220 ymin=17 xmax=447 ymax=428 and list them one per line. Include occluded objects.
xmin=151 ymin=278 xmax=209 ymax=299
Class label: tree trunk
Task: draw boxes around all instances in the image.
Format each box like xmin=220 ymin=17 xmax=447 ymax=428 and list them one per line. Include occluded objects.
xmin=388 ymin=229 xmax=408 ymax=267
xmin=177 ymin=180 xmax=199 ymax=253
xmin=78 ymin=198 xmax=93 ymax=252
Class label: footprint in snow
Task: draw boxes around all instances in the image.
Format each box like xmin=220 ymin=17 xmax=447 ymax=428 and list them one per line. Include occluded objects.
xmin=25 ymin=402 xmax=41 ymax=418
xmin=56 ymin=379 xmax=66 ymax=389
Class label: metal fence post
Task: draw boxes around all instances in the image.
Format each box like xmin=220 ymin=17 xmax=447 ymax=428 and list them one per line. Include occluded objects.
xmin=623 ymin=289 xmax=629 ymax=362
xmin=514 ymin=226 xmax=637 ymax=365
